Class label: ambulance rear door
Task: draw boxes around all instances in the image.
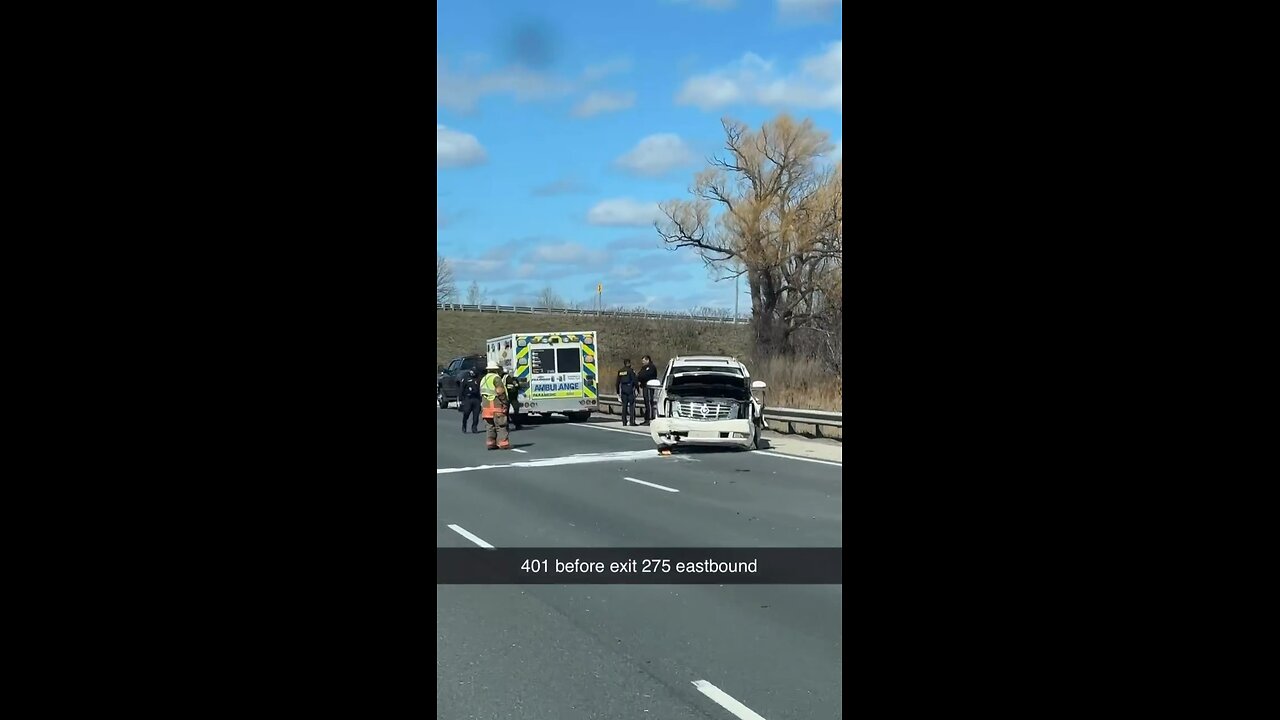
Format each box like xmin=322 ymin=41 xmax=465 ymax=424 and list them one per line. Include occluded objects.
xmin=520 ymin=336 xmax=586 ymax=413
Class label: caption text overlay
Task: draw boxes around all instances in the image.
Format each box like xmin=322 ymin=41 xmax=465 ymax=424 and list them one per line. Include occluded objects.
xmin=437 ymin=547 xmax=842 ymax=584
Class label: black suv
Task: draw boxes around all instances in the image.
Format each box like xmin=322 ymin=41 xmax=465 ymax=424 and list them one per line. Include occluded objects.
xmin=437 ymin=355 xmax=487 ymax=409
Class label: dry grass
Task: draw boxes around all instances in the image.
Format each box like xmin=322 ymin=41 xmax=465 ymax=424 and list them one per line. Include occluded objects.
xmin=747 ymin=355 xmax=842 ymax=412
xmin=436 ymin=310 xmax=841 ymax=412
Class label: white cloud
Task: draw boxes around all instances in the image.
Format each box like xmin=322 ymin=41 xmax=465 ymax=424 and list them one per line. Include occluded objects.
xmin=587 ymin=198 xmax=664 ymax=227
xmin=802 ymin=41 xmax=842 ymax=83
xmin=532 ymin=177 xmax=589 ymax=196
xmin=675 ymin=41 xmax=842 ymax=112
xmin=439 ymin=55 xmax=636 ymax=113
xmin=531 ymin=242 xmax=608 ymax=265
xmin=777 ymin=0 xmax=841 ymax=22
xmin=437 ymin=58 xmax=575 ymax=113
xmin=582 ymin=58 xmax=632 ymax=81
xmin=437 ymin=125 xmax=487 ymax=168
xmin=572 ymin=91 xmax=637 ymax=118
xmin=666 ymin=0 xmax=737 ymax=8
xmin=452 ymin=257 xmax=506 ymax=276
xmin=609 ymin=287 xmax=649 ymax=304
xmin=447 ymin=241 xmax=524 ymax=282
xmin=606 ymin=236 xmax=661 ymax=252
xmin=834 ymin=139 xmax=842 ymax=160
xmin=490 ymin=283 xmax=535 ymax=302
xmin=611 ymin=265 xmax=643 ymax=279
xmin=515 ymin=263 xmax=539 ymax=278
xmin=615 ymin=133 xmax=696 ymax=177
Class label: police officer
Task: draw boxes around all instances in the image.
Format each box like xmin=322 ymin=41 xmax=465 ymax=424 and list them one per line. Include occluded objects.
xmin=460 ymin=369 xmax=482 ymax=433
xmin=636 ymin=355 xmax=657 ymax=424
xmin=503 ymin=368 xmax=523 ymax=430
xmin=616 ymin=359 xmax=638 ymax=425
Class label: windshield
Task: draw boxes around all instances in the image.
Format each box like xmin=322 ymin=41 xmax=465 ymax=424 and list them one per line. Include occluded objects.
xmin=671 ymin=365 xmax=743 ymax=375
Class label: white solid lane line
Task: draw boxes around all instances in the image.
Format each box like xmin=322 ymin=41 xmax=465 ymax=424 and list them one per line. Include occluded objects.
xmin=510 ymin=448 xmax=529 ymax=453
xmin=570 ymin=422 xmax=841 ymax=466
xmin=568 ymin=422 xmax=651 ymax=437
xmin=623 ymin=476 xmax=679 ymax=493
xmin=751 ymin=450 xmax=841 ymax=467
xmin=447 ymin=524 xmax=496 ymax=549
xmin=691 ymin=680 xmax=768 ymax=720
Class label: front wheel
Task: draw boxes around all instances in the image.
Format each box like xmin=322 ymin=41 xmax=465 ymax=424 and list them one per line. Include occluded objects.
xmin=438 ymin=388 xmax=449 ymax=409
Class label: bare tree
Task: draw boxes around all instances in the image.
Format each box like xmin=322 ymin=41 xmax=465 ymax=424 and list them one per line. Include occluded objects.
xmin=796 ymin=286 xmax=843 ymax=373
xmin=656 ymin=114 xmax=842 ymax=357
xmin=437 ymin=254 xmax=456 ymax=303
xmin=466 ymin=280 xmax=482 ymax=305
xmin=536 ymin=286 xmax=564 ymax=309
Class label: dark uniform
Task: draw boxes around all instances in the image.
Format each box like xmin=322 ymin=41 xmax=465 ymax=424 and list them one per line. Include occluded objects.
xmin=636 ymin=358 xmax=657 ymax=424
xmin=503 ymin=373 xmax=523 ymax=429
xmin=616 ymin=363 xmax=638 ymax=425
xmin=460 ymin=371 xmax=481 ymax=433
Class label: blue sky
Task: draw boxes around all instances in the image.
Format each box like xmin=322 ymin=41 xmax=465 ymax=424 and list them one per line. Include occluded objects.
xmin=437 ymin=0 xmax=842 ymax=311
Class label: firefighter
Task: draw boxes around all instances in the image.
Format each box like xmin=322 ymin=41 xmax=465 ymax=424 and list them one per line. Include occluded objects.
xmin=636 ymin=355 xmax=657 ymax=424
xmin=460 ymin=369 xmax=481 ymax=434
xmin=616 ymin=359 xmax=638 ymax=425
xmin=480 ymin=362 xmax=511 ymax=450
xmin=503 ymin=367 xmax=523 ymax=430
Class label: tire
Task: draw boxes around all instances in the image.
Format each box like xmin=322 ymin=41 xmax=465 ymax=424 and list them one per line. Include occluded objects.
xmin=567 ymin=411 xmax=591 ymax=422
xmin=438 ymin=388 xmax=449 ymax=409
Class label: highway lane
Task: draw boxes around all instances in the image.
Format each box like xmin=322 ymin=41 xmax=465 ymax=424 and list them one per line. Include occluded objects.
xmin=437 ymin=409 xmax=843 ymax=720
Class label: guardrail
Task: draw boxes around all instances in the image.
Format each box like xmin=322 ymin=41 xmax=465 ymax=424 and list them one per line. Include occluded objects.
xmin=437 ymin=302 xmax=750 ymax=325
xmin=596 ymin=394 xmax=842 ymax=437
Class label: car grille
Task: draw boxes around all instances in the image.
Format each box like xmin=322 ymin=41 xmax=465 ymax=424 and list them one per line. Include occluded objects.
xmin=672 ymin=401 xmax=733 ymax=420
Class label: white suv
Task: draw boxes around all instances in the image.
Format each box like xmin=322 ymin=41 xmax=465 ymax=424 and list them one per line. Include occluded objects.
xmin=647 ymin=356 xmax=768 ymax=452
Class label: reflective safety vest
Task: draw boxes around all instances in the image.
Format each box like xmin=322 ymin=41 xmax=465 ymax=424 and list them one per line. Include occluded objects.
xmin=480 ymin=373 xmax=505 ymax=418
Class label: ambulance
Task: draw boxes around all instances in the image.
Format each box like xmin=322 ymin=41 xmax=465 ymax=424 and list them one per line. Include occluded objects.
xmin=485 ymin=331 xmax=600 ymax=422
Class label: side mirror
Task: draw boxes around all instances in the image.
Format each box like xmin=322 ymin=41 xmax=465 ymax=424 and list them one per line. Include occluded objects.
xmin=646 ymin=379 xmax=661 ymax=388
xmin=751 ymin=381 xmax=767 ymax=390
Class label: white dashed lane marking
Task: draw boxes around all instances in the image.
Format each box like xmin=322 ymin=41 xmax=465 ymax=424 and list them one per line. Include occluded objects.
xmin=622 ymin=476 xmax=679 ymax=493
xmin=692 ymin=680 xmax=768 ymax=720
xmin=446 ymin=524 xmax=495 ymax=549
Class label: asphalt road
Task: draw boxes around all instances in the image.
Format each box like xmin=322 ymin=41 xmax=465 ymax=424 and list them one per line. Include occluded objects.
xmin=437 ymin=409 xmax=843 ymax=720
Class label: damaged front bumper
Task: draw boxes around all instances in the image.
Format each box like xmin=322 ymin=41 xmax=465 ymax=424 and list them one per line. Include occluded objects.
xmin=650 ymin=417 xmax=755 ymax=449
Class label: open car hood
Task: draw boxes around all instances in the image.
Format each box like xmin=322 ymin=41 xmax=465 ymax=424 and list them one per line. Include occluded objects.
xmin=667 ymin=374 xmax=750 ymax=402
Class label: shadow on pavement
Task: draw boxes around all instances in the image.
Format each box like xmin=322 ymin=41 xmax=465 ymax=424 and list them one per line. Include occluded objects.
xmin=660 ymin=443 xmax=772 ymax=456
xmin=659 ymin=446 xmax=721 ymax=456
xmin=578 ymin=414 xmax=646 ymax=426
